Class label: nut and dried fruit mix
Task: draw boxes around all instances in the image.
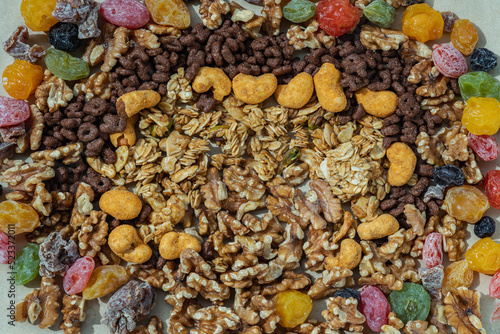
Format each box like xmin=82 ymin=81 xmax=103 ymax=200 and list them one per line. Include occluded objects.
xmin=1 ymin=0 xmax=499 ymax=333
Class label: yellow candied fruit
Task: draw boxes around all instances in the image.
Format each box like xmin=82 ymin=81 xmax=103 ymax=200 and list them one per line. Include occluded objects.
xmin=273 ymin=290 xmax=313 ymax=328
xmin=82 ymin=265 xmax=129 ymax=300
xmin=462 ymin=97 xmax=500 ymax=136
xmin=442 ymin=185 xmax=489 ymax=224
xmin=20 ymin=0 xmax=58 ymax=32
xmin=0 ymin=200 xmax=40 ymax=235
xmin=451 ymin=19 xmax=478 ymax=56
xmin=402 ymin=3 xmax=444 ymax=43
xmin=465 ymin=238 xmax=500 ymax=275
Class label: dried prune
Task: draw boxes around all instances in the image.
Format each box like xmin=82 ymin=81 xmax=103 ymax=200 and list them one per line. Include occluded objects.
xmin=474 ymin=216 xmax=496 ymax=238
xmin=470 ymin=48 xmax=498 ymax=72
xmin=49 ymin=22 xmax=82 ymax=52
xmin=432 ymin=165 xmax=464 ymax=188
xmin=333 ymin=288 xmax=360 ymax=302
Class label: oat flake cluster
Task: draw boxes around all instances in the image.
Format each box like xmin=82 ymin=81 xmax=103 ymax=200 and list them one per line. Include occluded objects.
xmin=0 ymin=0 xmax=499 ymax=333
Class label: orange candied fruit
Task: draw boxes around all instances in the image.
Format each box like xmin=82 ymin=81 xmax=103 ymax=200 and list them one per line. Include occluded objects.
xmin=402 ymin=3 xmax=444 ymax=43
xmin=442 ymin=185 xmax=489 ymax=224
xmin=145 ymin=0 xmax=191 ymax=30
xmin=2 ymin=60 xmax=44 ymax=100
xmin=273 ymin=290 xmax=313 ymax=328
xmin=20 ymin=0 xmax=59 ymax=32
xmin=451 ymin=19 xmax=478 ymax=56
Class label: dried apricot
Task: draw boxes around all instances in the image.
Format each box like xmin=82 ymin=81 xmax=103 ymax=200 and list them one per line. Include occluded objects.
xmin=2 ymin=59 xmax=44 ymax=100
xmin=20 ymin=0 xmax=58 ymax=31
xmin=0 ymin=200 xmax=40 ymax=235
xmin=145 ymin=0 xmax=190 ymax=29
xmin=441 ymin=260 xmax=474 ymax=297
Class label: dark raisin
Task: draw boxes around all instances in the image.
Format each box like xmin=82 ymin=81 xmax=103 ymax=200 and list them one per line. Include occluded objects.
xmin=333 ymin=288 xmax=360 ymax=302
xmin=474 ymin=216 xmax=496 ymax=238
xmin=432 ymin=165 xmax=464 ymax=188
xmin=49 ymin=22 xmax=82 ymax=52
xmin=470 ymin=48 xmax=498 ymax=72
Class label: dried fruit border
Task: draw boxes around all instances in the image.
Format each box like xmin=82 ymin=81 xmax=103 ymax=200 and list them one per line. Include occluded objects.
xmin=0 ymin=0 xmax=499 ymax=333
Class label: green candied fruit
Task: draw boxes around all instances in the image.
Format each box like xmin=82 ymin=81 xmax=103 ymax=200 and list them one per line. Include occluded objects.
xmin=283 ymin=0 xmax=317 ymax=24
xmin=44 ymin=48 xmax=90 ymax=81
xmin=363 ymin=0 xmax=396 ymax=29
xmin=458 ymin=71 xmax=500 ymax=102
xmin=14 ymin=243 xmax=40 ymax=285
xmin=388 ymin=283 xmax=431 ymax=324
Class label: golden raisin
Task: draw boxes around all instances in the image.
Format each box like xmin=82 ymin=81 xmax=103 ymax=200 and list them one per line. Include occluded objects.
xmin=442 ymin=260 xmax=474 ymax=297
xmin=20 ymin=0 xmax=58 ymax=31
xmin=0 ymin=200 xmax=40 ymax=235
xmin=273 ymin=290 xmax=313 ymax=328
xmin=442 ymin=185 xmax=489 ymax=224
xmin=402 ymin=3 xmax=444 ymax=43
xmin=451 ymin=19 xmax=478 ymax=56
xmin=465 ymin=238 xmax=500 ymax=275
xmin=2 ymin=60 xmax=44 ymax=100
xmin=462 ymin=97 xmax=500 ymax=136
xmin=82 ymin=265 xmax=129 ymax=300
xmin=145 ymin=0 xmax=190 ymax=29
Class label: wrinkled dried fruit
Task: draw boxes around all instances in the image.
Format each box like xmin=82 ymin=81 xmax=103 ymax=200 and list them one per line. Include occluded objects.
xmin=83 ymin=265 xmax=129 ymax=300
xmin=389 ymin=283 xmax=431 ymax=324
xmin=145 ymin=0 xmax=190 ymax=29
xmin=458 ymin=71 xmax=500 ymax=102
xmin=49 ymin=22 xmax=82 ymax=52
xmin=360 ymin=285 xmax=390 ymax=332
xmin=467 ymin=133 xmax=499 ymax=162
xmin=2 ymin=59 xmax=44 ymax=100
xmin=422 ymin=232 xmax=443 ymax=269
xmin=283 ymin=0 xmax=316 ymax=24
xmin=334 ymin=288 xmax=360 ymax=302
xmin=465 ymin=237 xmax=500 ymax=275
xmin=433 ymin=165 xmax=464 ymax=188
xmin=316 ymin=0 xmax=361 ymax=37
xmin=402 ymin=3 xmax=444 ymax=43
xmin=63 ymin=256 xmax=95 ymax=295
xmin=492 ymin=303 xmax=500 ymax=323
xmin=100 ymin=0 xmax=150 ymax=29
xmin=0 ymin=200 xmax=40 ymax=235
xmin=432 ymin=43 xmax=468 ymax=79
xmin=442 ymin=185 xmax=489 ymax=224
xmin=419 ymin=265 xmax=444 ymax=299
xmin=442 ymin=260 xmax=474 ymax=297
xmin=451 ymin=19 xmax=478 ymax=56
xmin=474 ymin=216 xmax=496 ymax=239
xmin=14 ymin=243 xmax=40 ymax=285
xmin=363 ymin=0 xmax=395 ymax=29
xmin=274 ymin=290 xmax=313 ymax=328
xmin=20 ymin=0 xmax=58 ymax=31
xmin=44 ymin=48 xmax=90 ymax=81
xmin=470 ymin=48 xmax=498 ymax=72
xmin=39 ymin=231 xmax=80 ymax=278
xmin=462 ymin=97 xmax=500 ymax=136
xmin=0 ymin=96 xmax=31 ymax=127
xmin=485 ymin=170 xmax=500 ymax=209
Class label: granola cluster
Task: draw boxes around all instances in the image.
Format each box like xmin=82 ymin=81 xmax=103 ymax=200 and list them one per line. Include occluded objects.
xmin=1 ymin=0 xmax=494 ymax=334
